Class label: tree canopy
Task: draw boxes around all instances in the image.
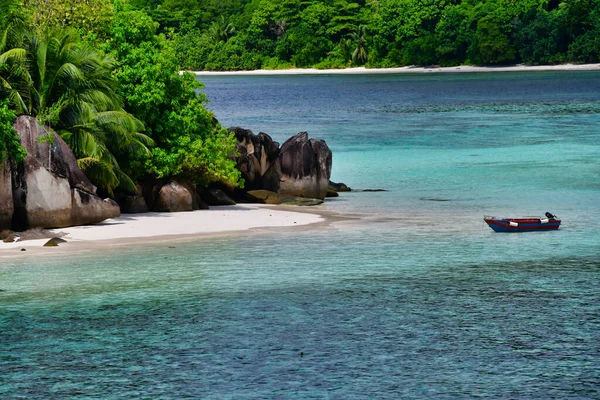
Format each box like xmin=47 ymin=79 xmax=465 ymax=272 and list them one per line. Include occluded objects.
xmin=141 ymin=0 xmax=600 ymax=70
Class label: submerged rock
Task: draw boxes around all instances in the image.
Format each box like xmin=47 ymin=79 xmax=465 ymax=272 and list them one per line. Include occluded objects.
xmin=329 ymin=181 xmax=351 ymax=192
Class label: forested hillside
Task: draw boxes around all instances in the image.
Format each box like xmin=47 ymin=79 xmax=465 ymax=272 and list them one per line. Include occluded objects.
xmin=129 ymin=0 xmax=600 ymax=70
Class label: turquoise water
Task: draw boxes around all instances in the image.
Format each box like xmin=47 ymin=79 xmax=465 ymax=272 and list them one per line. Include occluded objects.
xmin=1 ymin=72 xmax=599 ymax=398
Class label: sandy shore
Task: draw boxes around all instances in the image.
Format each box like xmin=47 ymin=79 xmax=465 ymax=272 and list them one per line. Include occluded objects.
xmin=190 ymin=63 xmax=600 ymax=76
xmin=0 ymin=204 xmax=327 ymax=256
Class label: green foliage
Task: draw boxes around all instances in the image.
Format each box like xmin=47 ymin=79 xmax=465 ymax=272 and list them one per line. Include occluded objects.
xmin=0 ymin=28 xmax=151 ymax=195
xmin=349 ymin=25 xmax=368 ymax=65
xmin=23 ymin=0 xmax=115 ymax=42
xmin=0 ymin=99 xmax=26 ymax=162
xmin=106 ymin=11 xmax=242 ymax=186
xmin=154 ymin=0 xmax=600 ymax=70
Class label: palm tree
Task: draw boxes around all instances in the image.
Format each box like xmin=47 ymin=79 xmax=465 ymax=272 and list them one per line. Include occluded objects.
xmin=0 ymin=29 xmax=152 ymax=195
xmin=349 ymin=25 xmax=368 ymax=65
xmin=208 ymin=16 xmax=236 ymax=45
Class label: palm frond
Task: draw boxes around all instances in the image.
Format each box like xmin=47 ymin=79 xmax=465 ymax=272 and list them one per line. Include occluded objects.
xmin=77 ymin=156 xmax=119 ymax=197
xmin=115 ymin=169 xmax=137 ymax=193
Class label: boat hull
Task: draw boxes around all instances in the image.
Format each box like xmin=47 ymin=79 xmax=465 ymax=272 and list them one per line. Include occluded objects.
xmin=484 ymin=217 xmax=561 ymax=232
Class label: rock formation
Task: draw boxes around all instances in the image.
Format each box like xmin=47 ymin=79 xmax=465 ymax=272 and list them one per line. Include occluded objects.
xmin=0 ymin=160 xmax=13 ymax=230
xmin=153 ymin=180 xmax=193 ymax=212
xmin=6 ymin=116 xmax=120 ymax=230
xmin=199 ymin=188 xmax=236 ymax=206
xmin=116 ymin=183 xmax=149 ymax=214
xmin=71 ymin=189 xmax=120 ymax=226
xmin=245 ymin=190 xmax=323 ymax=206
xmin=231 ymin=127 xmax=281 ymax=192
xmin=231 ymin=128 xmax=332 ymax=201
xmin=278 ymin=132 xmax=332 ymax=200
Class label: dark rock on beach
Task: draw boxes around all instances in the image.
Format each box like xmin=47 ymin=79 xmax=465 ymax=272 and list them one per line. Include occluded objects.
xmin=71 ymin=189 xmax=120 ymax=226
xmin=199 ymin=188 xmax=236 ymax=206
xmin=119 ymin=194 xmax=149 ymax=213
xmin=153 ymin=180 xmax=193 ymax=212
xmin=0 ymin=229 xmax=14 ymax=240
xmin=246 ymin=190 xmax=282 ymax=205
xmin=43 ymin=237 xmax=67 ymax=247
xmin=116 ymin=183 xmax=149 ymax=214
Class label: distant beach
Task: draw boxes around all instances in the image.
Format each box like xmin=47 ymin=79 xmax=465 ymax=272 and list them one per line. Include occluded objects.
xmin=189 ymin=63 xmax=600 ymax=76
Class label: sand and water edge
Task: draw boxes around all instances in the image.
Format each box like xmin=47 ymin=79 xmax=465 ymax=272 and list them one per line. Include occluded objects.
xmin=0 ymin=204 xmax=357 ymax=258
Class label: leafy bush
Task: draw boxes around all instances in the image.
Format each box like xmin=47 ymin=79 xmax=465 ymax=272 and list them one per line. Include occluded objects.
xmin=0 ymin=99 xmax=25 ymax=162
xmin=106 ymin=10 xmax=242 ymax=187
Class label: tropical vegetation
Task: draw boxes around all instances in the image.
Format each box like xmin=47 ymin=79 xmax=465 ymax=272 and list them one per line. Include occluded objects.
xmin=0 ymin=0 xmax=241 ymax=196
xmin=1 ymin=0 xmax=600 ymax=195
xmin=131 ymin=0 xmax=600 ymax=71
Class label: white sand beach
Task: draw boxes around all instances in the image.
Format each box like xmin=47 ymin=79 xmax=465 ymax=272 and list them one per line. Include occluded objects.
xmin=0 ymin=204 xmax=325 ymax=254
xmin=190 ymin=63 xmax=600 ymax=76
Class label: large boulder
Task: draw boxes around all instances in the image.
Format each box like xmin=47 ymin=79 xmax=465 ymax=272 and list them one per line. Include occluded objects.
xmin=14 ymin=115 xmax=96 ymax=194
xmin=199 ymin=188 xmax=236 ymax=206
xmin=12 ymin=163 xmax=73 ymax=229
xmin=119 ymin=195 xmax=149 ymax=214
xmin=230 ymin=127 xmax=281 ymax=192
xmin=153 ymin=180 xmax=193 ymax=212
xmin=71 ymin=189 xmax=120 ymax=225
xmin=278 ymin=132 xmax=332 ymax=200
xmin=0 ymin=160 xmax=13 ymax=230
xmin=116 ymin=183 xmax=149 ymax=213
xmin=11 ymin=116 xmax=119 ymax=229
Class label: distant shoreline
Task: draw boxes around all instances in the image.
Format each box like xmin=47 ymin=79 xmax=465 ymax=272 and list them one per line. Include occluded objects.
xmin=189 ymin=63 xmax=600 ymax=76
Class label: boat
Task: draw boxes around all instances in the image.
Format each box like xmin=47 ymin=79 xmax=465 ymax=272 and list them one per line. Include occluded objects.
xmin=484 ymin=212 xmax=561 ymax=232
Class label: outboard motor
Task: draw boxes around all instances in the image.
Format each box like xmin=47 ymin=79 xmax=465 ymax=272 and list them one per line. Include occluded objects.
xmin=545 ymin=212 xmax=556 ymax=219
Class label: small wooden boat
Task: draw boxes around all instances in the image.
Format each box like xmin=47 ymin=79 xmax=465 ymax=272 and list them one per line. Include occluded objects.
xmin=484 ymin=212 xmax=561 ymax=232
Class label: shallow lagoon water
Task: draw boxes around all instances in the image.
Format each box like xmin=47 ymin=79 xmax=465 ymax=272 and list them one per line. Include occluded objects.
xmin=1 ymin=72 xmax=599 ymax=398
